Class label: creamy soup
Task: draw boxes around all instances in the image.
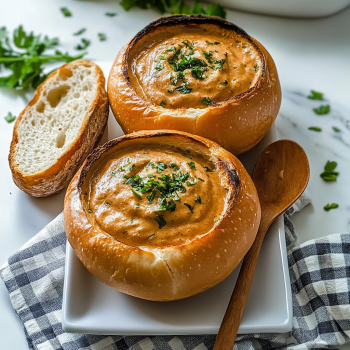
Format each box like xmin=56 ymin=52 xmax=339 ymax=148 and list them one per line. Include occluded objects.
xmin=82 ymin=144 xmax=227 ymax=248
xmin=129 ymin=24 xmax=262 ymax=109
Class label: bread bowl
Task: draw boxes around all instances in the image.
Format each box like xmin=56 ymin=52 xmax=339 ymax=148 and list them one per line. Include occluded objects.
xmin=108 ymin=15 xmax=281 ymax=155
xmin=64 ymin=130 xmax=261 ymax=301
xmin=9 ymin=60 xmax=109 ymax=197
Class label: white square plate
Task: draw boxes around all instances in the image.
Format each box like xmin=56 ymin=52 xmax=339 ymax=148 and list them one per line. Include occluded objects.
xmin=62 ymin=121 xmax=292 ymax=335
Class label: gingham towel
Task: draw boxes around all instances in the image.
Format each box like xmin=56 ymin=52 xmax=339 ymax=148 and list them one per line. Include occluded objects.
xmin=1 ymin=192 xmax=350 ymax=350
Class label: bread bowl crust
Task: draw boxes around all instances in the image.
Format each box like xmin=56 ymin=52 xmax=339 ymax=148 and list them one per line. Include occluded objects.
xmin=9 ymin=60 xmax=109 ymax=197
xmin=108 ymin=15 xmax=281 ymax=155
xmin=64 ymin=130 xmax=261 ymax=301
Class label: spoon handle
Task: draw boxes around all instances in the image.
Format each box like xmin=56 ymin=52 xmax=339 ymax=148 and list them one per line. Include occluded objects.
xmin=213 ymin=220 xmax=270 ymax=350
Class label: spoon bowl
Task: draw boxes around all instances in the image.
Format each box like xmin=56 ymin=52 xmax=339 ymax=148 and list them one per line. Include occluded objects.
xmin=213 ymin=140 xmax=310 ymax=350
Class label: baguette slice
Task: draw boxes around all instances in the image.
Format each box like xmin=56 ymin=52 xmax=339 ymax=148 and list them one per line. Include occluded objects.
xmin=9 ymin=60 xmax=109 ymax=197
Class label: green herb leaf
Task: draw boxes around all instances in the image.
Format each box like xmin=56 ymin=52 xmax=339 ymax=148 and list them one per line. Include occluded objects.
xmin=201 ymin=97 xmax=211 ymax=106
xmin=148 ymin=233 xmax=157 ymax=238
xmin=206 ymin=40 xmax=220 ymax=45
xmin=323 ymin=203 xmax=339 ymax=211
xmin=175 ymin=85 xmax=193 ymax=94
xmin=194 ymin=196 xmax=202 ymax=204
xmin=156 ymin=162 xmax=168 ymax=173
xmin=61 ymin=7 xmax=72 ymax=17
xmin=75 ymin=38 xmax=90 ymax=50
xmin=129 ymin=164 xmax=135 ymax=171
xmin=187 ymin=162 xmax=196 ymax=169
xmin=155 ymin=215 xmax=167 ymax=229
xmin=313 ymin=105 xmax=330 ymax=115
xmin=105 ymin=12 xmax=117 ymax=17
xmin=320 ymin=161 xmax=339 ymax=182
xmin=123 ymin=230 xmax=128 ymax=235
xmin=4 ymin=112 xmax=16 ymax=123
xmin=73 ymin=28 xmax=86 ymax=36
xmin=88 ymin=209 xmax=92 ymax=213
xmin=135 ymin=203 xmax=140 ymax=208
xmin=184 ymin=203 xmax=194 ymax=213
xmin=186 ymin=178 xmax=197 ymax=186
xmin=204 ymin=165 xmax=212 ymax=172
xmin=196 ymin=176 xmax=204 ymax=182
xmin=308 ymin=90 xmax=323 ymax=100
xmin=98 ymin=33 xmax=107 ymax=41
xmin=182 ymin=153 xmax=192 ymax=159
xmin=105 ymin=202 xmax=110 ymax=207
xmin=324 ymin=161 xmax=337 ymax=173
xmin=111 ymin=171 xmax=116 ymax=176
xmin=160 ymin=100 xmax=166 ymax=107
xmin=219 ymin=80 xmax=228 ymax=86
xmin=332 ymin=126 xmax=341 ymax=132
xmin=254 ymin=63 xmax=259 ymax=72
xmin=308 ymin=127 xmax=322 ymax=132
xmin=169 ymin=163 xmax=180 ymax=171
xmin=131 ymin=189 xmax=142 ymax=200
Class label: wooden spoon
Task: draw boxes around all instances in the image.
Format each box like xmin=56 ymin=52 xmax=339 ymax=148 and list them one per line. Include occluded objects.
xmin=213 ymin=140 xmax=309 ymax=350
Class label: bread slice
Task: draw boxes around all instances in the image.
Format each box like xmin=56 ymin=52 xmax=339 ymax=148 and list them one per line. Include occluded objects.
xmin=9 ymin=60 xmax=109 ymax=197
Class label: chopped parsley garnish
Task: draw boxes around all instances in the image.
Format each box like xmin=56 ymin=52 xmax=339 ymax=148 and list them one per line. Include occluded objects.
xmin=187 ymin=162 xmax=196 ymax=169
xmin=204 ymin=165 xmax=212 ymax=172
xmin=155 ymin=62 xmax=164 ymax=70
xmin=135 ymin=203 xmax=140 ymax=208
xmin=206 ymin=40 xmax=220 ymax=45
xmin=182 ymin=153 xmax=192 ymax=159
xmin=73 ymin=28 xmax=86 ymax=36
xmin=160 ymin=100 xmax=166 ymax=107
xmin=169 ymin=163 xmax=180 ymax=171
xmin=195 ymin=196 xmax=202 ymax=204
xmin=202 ymin=50 xmax=213 ymax=63
xmin=174 ymin=85 xmax=192 ymax=94
xmin=313 ymin=105 xmax=330 ymax=115
xmin=105 ymin=202 xmax=110 ymax=207
xmin=214 ymin=217 xmax=219 ymax=222
xmin=254 ymin=64 xmax=259 ymax=72
xmin=156 ymin=162 xmax=168 ymax=173
xmin=212 ymin=59 xmax=226 ymax=70
xmin=129 ymin=164 xmax=135 ymax=171
xmin=61 ymin=7 xmax=72 ymax=17
xmin=323 ymin=203 xmax=338 ymax=211
xmin=75 ymin=38 xmax=90 ymax=50
xmin=98 ymin=33 xmax=107 ymax=41
xmin=308 ymin=90 xmax=323 ymax=100
xmin=123 ymin=230 xmax=128 ymax=235
xmin=196 ymin=177 xmax=204 ymax=182
xmin=131 ymin=189 xmax=142 ymax=200
xmin=105 ymin=12 xmax=117 ymax=16
xmin=184 ymin=203 xmax=194 ymax=213
xmin=155 ymin=215 xmax=167 ymax=229
xmin=308 ymin=127 xmax=322 ymax=132
xmin=186 ymin=178 xmax=197 ymax=186
xmin=111 ymin=171 xmax=116 ymax=176
xmin=332 ymin=127 xmax=341 ymax=132
xmin=220 ymin=80 xmax=228 ymax=86
xmin=201 ymin=97 xmax=211 ymax=106
xmin=87 ymin=209 xmax=92 ymax=213
xmin=182 ymin=40 xmax=194 ymax=49
xmin=159 ymin=55 xmax=166 ymax=60
xmin=320 ymin=161 xmax=339 ymax=182
xmin=154 ymin=198 xmax=177 ymax=213
xmin=148 ymin=233 xmax=157 ymax=238
xmin=4 ymin=112 xmax=16 ymax=123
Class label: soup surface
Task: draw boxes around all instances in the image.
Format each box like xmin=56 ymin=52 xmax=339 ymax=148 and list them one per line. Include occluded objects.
xmin=129 ymin=24 xmax=261 ymax=109
xmin=82 ymin=144 xmax=227 ymax=248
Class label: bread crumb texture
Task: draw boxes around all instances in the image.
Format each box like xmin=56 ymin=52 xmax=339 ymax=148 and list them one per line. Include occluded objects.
xmin=15 ymin=63 xmax=97 ymax=174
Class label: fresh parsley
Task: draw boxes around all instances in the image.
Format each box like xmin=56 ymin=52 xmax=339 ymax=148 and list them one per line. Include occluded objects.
xmin=332 ymin=126 xmax=341 ymax=132
xmin=4 ymin=112 xmax=16 ymax=123
xmin=194 ymin=196 xmax=202 ymax=204
xmin=187 ymin=162 xmax=196 ymax=169
xmin=0 ymin=26 xmax=87 ymax=90
xmin=148 ymin=233 xmax=157 ymax=238
xmin=201 ymin=97 xmax=211 ymax=106
xmin=203 ymin=165 xmax=212 ymax=172
xmin=313 ymin=105 xmax=330 ymax=115
xmin=323 ymin=203 xmax=339 ymax=211
xmin=111 ymin=171 xmax=116 ymax=176
xmin=131 ymin=188 xmax=142 ymax=200
xmin=73 ymin=28 xmax=86 ymax=36
xmin=160 ymin=100 xmax=166 ymax=107
xmin=98 ymin=33 xmax=107 ymax=41
xmin=61 ymin=7 xmax=72 ymax=17
xmin=308 ymin=90 xmax=323 ymax=100
xmin=220 ymin=80 xmax=228 ymax=86
xmin=184 ymin=203 xmax=194 ymax=213
xmin=206 ymin=40 xmax=220 ymax=45
xmin=120 ymin=0 xmax=226 ymax=18
xmin=320 ymin=161 xmax=339 ymax=182
xmin=169 ymin=163 xmax=180 ymax=171
xmin=174 ymin=85 xmax=192 ymax=94
xmin=75 ymin=38 xmax=90 ymax=50
xmin=308 ymin=127 xmax=322 ymax=132
xmin=182 ymin=153 xmax=192 ymax=159
xmin=105 ymin=12 xmax=117 ymax=16
xmin=155 ymin=215 xmax=167 ymax=229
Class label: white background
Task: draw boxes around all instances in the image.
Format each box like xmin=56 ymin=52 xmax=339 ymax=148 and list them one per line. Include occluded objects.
xmin=0 ymin=0 xmax=350 ymax=349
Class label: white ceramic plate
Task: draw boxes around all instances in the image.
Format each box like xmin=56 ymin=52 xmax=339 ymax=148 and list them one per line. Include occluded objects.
xmin=62 ymin=121 xmax=292 ymax=335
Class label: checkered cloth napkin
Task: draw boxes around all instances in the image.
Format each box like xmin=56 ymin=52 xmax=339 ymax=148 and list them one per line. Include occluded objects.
xmin=1 ymin=192 xmax=350 ymax=350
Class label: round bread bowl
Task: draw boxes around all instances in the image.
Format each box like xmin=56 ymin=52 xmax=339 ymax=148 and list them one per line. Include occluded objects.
xmin=108 ymin=15 xmax=281 ymax=155
xmin=64 ymin=130 xmax=261 ymax=301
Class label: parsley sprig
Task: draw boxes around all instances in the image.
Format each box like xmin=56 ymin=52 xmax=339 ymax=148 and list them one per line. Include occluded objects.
xmin=320 ymin=161 xmax=339 ymax=182
xmin=0 ymin=26 xmax=87 ymax=90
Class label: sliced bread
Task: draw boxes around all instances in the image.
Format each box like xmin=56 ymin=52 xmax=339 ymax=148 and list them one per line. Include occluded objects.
xmin=9 ymin=60 xmax=109 ymax=197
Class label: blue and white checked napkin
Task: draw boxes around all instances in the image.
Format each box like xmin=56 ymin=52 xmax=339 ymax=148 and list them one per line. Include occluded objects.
xmin=1 ymin=192 xmax=350 ymax=350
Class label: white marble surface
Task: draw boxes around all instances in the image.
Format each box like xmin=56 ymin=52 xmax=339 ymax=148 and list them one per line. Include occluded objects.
xmin=0 ymin=1 xmax=349 ymax=349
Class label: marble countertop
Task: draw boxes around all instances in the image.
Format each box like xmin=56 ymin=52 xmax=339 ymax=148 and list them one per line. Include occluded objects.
xmin=0 ymin=1 xmax=349 ymax=348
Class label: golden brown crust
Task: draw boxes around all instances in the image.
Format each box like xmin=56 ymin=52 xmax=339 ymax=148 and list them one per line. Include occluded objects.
xmin=64 ymin=130 xmax=261 ymax=301
xmin=9 ymin=60 xmax=109 ymax=197
xmin=107 ymin=15 xmax=281 ymax=155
